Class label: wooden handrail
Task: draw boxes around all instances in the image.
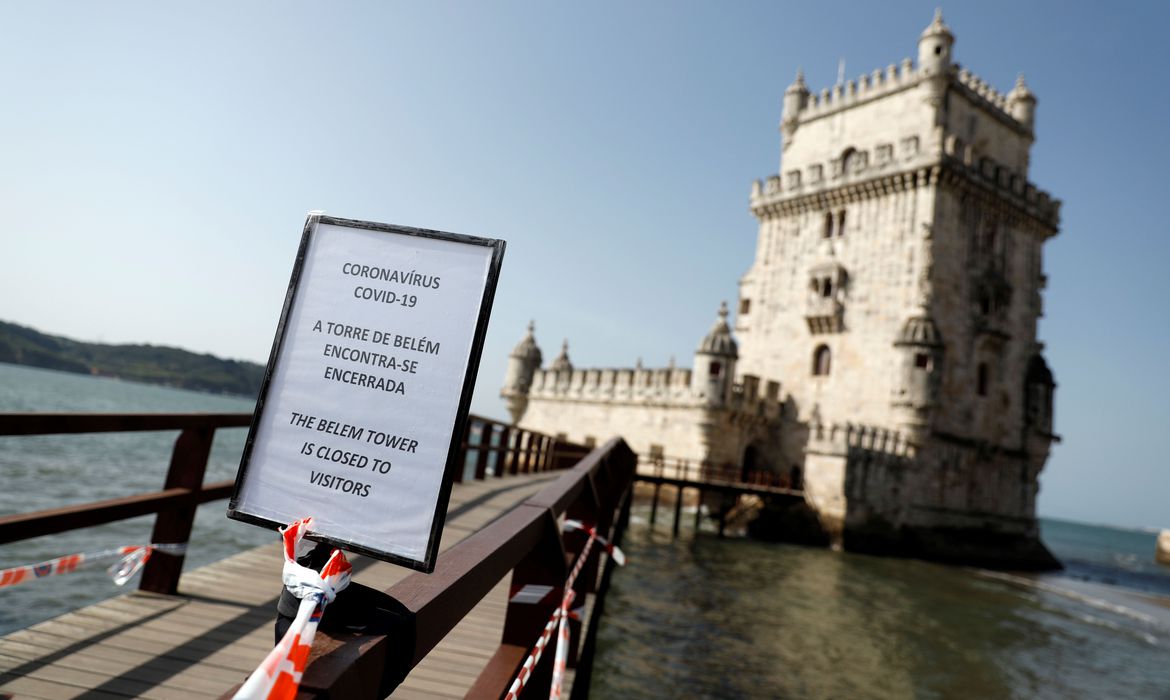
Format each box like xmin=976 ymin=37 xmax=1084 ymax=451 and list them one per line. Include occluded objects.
xmin=279 ymin=438 xmax=637 ymax=700
xmin=0 ymin=412 xmax=253 ymax=435
xmin=0 ymin=412 xmax=576 ymax=598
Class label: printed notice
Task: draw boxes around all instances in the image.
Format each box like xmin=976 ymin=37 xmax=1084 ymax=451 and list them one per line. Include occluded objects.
xmin=229 ymin=215 xmax=504 ymax=572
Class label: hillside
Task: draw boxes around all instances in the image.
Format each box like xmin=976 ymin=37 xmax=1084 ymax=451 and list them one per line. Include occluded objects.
xmin=0 ymin=320 xmax=265 ymax=397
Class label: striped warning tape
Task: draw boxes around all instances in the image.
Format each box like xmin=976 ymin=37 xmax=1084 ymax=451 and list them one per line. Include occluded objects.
xmin=504 ymin=519 xmax=626 ymax=700
xmin=0 ymin=542 xmax=188 ymax=589
xmin=564 ymin=519 xmax=625 ymax=565
xmin=233 ymin=517 xmax=351 ymax=700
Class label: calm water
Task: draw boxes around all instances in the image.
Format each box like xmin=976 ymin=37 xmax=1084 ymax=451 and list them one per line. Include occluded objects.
xmin=590 ymin=514 xmax=1170 ymax=699
xmin=0 ymin=362 xmax=272 ymax=634
xmin=3 ymin=363 xmax=1170 ymax=698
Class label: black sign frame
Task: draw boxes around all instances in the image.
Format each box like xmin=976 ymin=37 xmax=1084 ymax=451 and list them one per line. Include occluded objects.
xmin=227 ymin=214 xmax=506 ymax=573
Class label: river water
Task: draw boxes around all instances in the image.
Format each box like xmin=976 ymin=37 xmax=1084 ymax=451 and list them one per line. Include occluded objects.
xmin=2 ymin=363 xmax=1169 ymax=698
xmin=588 ymin=511 xmax=1170 ymax=699
xmin=0 ymin=363 xmax=269 ymax=633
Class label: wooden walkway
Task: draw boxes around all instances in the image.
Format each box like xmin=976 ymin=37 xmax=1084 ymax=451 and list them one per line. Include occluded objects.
xmin=0 ymin=470 xmax=566 ymax=700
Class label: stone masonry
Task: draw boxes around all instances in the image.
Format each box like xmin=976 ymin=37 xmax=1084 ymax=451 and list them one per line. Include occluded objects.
xmin=502 ymin=12 xmax=1062 ymax=569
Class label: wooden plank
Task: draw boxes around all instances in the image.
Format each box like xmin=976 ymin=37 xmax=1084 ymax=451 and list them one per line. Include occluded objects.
xmin=0 ymin=470 xmax=569 ymax=699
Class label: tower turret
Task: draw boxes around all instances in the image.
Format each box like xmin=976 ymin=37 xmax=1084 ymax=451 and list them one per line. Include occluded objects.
xmin=1007 ymin=73 xmax=1037 ymax=131
xmin=693 ymin=302 xmax=738 ymax=406
xmin=550 ymin=339 xmax=573 ymax=373
xmin=891 ymin=314 xmax=945 ymax=444
xmin=501 ymin=321 xmax=542 ymax=424
xmin=781 ymin=69 xmax=810 ymax=147
xmin=917 ymin=9 xmax=955 ymax=78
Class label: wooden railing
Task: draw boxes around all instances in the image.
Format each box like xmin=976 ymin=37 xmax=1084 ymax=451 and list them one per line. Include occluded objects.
xmin=638 ymin=455 xmax=802 ymax=490
xmin=0 ymin=412 xmax=578 ymax=596
xmin=280 ymin=437 xmax=637 ymax=699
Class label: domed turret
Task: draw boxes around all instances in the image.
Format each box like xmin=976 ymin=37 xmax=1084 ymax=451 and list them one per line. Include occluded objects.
xmin=1007 ymin=74 xmax=1037 ymax=130
xmin=550 ymin=339 xmax=573 ymax=373
xmin=918 ymin=9 xmax=954 ymax=108
xmin=501 ymin=321 xmax=543 ymax=424
xmin=891 ymin=314 xmax=945 ymax=443
xmin=781 ymin=69 xmax=810 ymax=145
xmin=693 ymin=302 xmax=738 ymax=405
xmin=917 ymin=9 xmax=954 ymax=76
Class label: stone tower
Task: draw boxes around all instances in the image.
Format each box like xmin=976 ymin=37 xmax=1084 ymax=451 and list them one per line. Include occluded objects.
xmin=739 ymin=11 xmax=1060 ymax=566
xmin=504 ymin=13 xmax=1061 ymax=569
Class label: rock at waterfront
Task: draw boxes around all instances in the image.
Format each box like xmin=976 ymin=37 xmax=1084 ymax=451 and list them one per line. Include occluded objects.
xmin=1157 ymin=530 xmax=1170 ymax=565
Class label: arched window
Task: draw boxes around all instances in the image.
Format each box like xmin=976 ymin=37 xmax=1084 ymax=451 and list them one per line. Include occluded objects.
xmin=976 ymin=362 xmax=989 ymax=396
xmin=812 ymin=345 xmax=832 ymax=376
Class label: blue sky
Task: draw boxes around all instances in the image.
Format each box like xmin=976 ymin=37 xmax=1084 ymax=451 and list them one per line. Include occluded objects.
xmin=1 ymin=2 xmax=1166 ymax=530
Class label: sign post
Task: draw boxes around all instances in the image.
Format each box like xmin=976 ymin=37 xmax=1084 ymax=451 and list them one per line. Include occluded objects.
xmin=229 ymin=214 xmax=505 ymax=573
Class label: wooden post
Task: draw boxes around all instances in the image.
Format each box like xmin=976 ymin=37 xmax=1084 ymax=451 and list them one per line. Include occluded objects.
xmin=139 ymin=427 xmax=215 ymax=595
xmin=539 ymin=435 xmax=551 ymax=472
xmin=563 ymin=471 xmax=603 ymax=665
xmin=649 ymin=482 xmax=660 ymax=526
xmin=466 ymin=509 xmax=566 ymax=699
xmin=718 ymin=498 xmax=727 ymax=538
xmin=497 ymin=426 xmax=511 ymax=477
xmin=671 ymin=486 xmax=683 ymax=538
xmin=474 ymin=424 xmax=492 ymax=480
xmin=455 ymin=419 xmax=473 ymax=484
xmin=519 ymin=431 xmax=534 ymax=473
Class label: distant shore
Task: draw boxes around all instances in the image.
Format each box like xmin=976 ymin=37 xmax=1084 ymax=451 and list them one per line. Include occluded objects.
xmin=0 ymin=319 xmax=263 ymax=398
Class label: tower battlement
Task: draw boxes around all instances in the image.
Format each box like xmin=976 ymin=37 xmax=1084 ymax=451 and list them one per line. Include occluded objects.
xmin=529 ymin=365 xmax=695 ymax=403
xmin=749 ymin=140 xmax=1060 ymax=228
xmin=794 ymin=63 xmax=1031 ymax=132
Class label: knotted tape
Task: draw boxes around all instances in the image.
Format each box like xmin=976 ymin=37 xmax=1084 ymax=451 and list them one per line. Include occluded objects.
xmin=233 ymin=517 xmax=351 ymax=700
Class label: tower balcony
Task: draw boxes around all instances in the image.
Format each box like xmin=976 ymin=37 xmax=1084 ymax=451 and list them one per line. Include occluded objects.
xmin=805 ymin=297 xmax=844 ymax=334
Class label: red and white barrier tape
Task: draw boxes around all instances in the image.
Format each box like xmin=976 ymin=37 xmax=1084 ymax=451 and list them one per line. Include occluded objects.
xmin=233 ymin=518 xmax=351 ymax=700
xmin=0 ymin=542 xmax=188 ymax=589
xmin=504 ymin=520 xmax=626 ymax=700
xmin=503 ymin=603 xmax=565 ymax=700
xmin=564 ymin=519 xmax=625 ymax=566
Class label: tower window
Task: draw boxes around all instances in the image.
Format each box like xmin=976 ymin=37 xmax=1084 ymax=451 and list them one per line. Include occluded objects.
xmin=822 ymin=210 xmax=847 ymax=238
xmin=977 ymin=363 xmax=989 ymax=396
xmin=915 ymin=352 xmax=931 ymax=370
xmin=812 ymin=345 xmax=832 ymax=376
xmin=822 ymin=278 xmax=833 ymax=298
xmin=739 ymin=298 xmax=751 ymax=315
xmin=710 ymin=361 xmax=722 ymax=378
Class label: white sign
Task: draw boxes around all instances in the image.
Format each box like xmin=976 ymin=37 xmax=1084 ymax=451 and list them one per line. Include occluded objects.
xmin=229 ymin=215 xmax=505 ymax=572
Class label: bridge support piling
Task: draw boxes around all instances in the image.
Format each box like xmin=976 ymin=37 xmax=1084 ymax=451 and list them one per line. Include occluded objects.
xmin=649 ymin=483 xmax=660 ymax=527
xmin=671 ymin=486 xmax=683 ymax=538
xmin=694 ymin=489 xmax=703 ymax=532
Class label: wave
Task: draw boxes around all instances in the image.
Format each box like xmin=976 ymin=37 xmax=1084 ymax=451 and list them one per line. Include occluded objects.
xmin=977 ymin=569 xmax=1170 ymax=637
